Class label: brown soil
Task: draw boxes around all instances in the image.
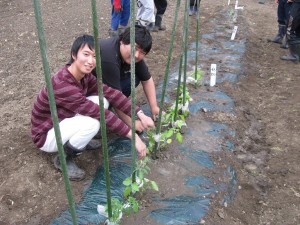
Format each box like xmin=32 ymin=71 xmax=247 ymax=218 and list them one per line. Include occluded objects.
xmin=1 ymin=0 xmax=300 ymax=225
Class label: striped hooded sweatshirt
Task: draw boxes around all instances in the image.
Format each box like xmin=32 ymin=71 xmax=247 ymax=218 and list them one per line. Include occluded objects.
xmin=31 ymin=65 xmax=140 ymax=148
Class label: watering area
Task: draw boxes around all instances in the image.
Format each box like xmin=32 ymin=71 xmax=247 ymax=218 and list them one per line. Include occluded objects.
xmin=51 ymin=6 xmax=246 ymax=225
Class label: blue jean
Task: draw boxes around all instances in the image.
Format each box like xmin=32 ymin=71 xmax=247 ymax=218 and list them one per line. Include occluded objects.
xmin=111 ymin=0 xmax=130 ymax=30
xmin=277 ymin=0 xmax=292 ymax=26
xmin=120 ymin=76 xmax=141 ymax=97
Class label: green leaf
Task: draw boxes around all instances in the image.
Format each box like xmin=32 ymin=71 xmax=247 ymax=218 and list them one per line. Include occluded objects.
xmin=163 ymin=128 xmax=174 ymax=138
xmin=138 ymin=172 xmax=144 ymax=181
xmin=176 ymin=132 xmax=183 ymax=143
xmin=151 ymin=181 xmax=159 ymax=191
xmin=133 ymin=203 xmax=139 ymax=212
xmin=123 ymin=206 xmax=131 ymax=215
xmin=123 ymin=186 xmax=132 ymax=198
xmin=123 ymin=177 xmax=132 ymax=186
xmin=132 ymin=183 xmax=139 ymax=192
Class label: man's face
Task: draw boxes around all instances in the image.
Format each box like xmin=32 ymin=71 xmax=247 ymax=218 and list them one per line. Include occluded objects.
xmin=72 ymin=44 xmax=96 ymax=76
xmin=120 ymin=41 xmax=146 ymax=64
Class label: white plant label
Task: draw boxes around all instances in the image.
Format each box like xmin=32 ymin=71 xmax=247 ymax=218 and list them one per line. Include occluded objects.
xmin=210 ymin=64 xmax=217 ymax=87
xmin=228 ymin=0 xmax=230 ymax=5
xmin=231 ymin=26 xmax=238 ymax=40
xmin=235 ymin=0 xmax=238 ymax=9
xmin=235 ymin=0 xmax=244 ymax=9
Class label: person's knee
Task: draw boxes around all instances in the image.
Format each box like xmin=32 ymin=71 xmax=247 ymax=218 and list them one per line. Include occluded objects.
xmin=88 ymin=118 xmax=100 ymax=135
xmin=80 ymin=116 xmax=100 ymax=137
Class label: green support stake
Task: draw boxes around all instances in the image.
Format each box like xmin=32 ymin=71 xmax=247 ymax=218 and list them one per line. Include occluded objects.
xmin=91 ymin=0 xmax=113 ymax=219
xmin=174 ymin=54 xmax=184 ymax=122
xmin=182 ymin=0 xmax=190 ymax=106
xmin=174 ymin=7 xmax=189 ymax=122
xmin=32 ymin=0 xmax=78 ymax=224
xmin=194 ymin=0 xmax=201 ymax=83
xmin=154 ymin=0 xmax=182 ymax=155
xmin=130 ymin=0 xmax=137 ymax=183
xmin=92 ymin=0 xmax=112 ymax=219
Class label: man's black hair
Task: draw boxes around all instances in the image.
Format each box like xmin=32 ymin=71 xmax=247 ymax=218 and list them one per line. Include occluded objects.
xmin=70 ymin=35 xmax=95 ymax=63
xmin=119 ymin=25 xmax=152 ymax=55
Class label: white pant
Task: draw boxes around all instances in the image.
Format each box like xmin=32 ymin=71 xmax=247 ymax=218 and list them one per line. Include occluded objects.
xmin=41 ymin=96 xmax=109 ymax=152
xmin=136 ymin=0 xmax=155 ymax=26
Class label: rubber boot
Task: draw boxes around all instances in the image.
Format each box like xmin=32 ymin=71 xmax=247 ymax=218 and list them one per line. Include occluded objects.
xmin=268 ymin=24 xmax=285 ymax=44
xmin=280 ymin=37 xmax=300 ymax=62
xmin=280 ymin=25 xmax=289 ymax=49
xmin=147 ymin=22 xmax=158 ymax=32
xmin=280 ymin=34 xmax=289 ymax=49
xmin=86 ymin=139 xmax=101 ymax=150
xmin=53 ymin=141 xmax=85 ymax=181
xmin=108 ymin=29 xmax=119 ymax=37
xmin=118 ymin=27 xmax=126 ymax=35
xmin=154 ymin=14 xmax=166 ymax=31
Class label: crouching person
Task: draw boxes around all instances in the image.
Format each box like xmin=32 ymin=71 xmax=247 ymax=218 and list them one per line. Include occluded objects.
xmin=31 ymin=35 xmax=155 ymax=180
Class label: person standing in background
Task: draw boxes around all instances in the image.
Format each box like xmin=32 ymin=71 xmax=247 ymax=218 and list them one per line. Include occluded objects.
xmin=281 ymin=0 xmax=300 ymax=61
xmin=268 ymin=0 xmax=292 ymax=49
xmin=151 ymin=0 xmax=168 ymax=31
xmin=136 ymin=0 xmax=156 ymax=29
xmin=109 ymin=0 xmax=130 ymax=37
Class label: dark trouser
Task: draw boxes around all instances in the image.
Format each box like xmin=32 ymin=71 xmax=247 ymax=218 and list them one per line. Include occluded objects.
xmin=190 ymin=0 xmax=201 ymax=7
xmin=277 ymin=0 xmax=292 ymax=26
xmin=154 ymin=0 xmax=168 ymax=15
xmin=289 ymin=2 xmax=300 ymax=37
xmin=121 ymin=76 xmax=141 ymax=97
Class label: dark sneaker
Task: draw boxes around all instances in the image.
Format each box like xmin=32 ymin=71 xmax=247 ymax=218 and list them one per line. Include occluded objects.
xmin=109 ymin=29 xmax=119 ymax=37
xmin=280 ymin=54 xmax=299 ymax=62
xmin=86 ymin=139 xmax=102 ymax=150
xmin=53 ymin=155 xmax=85 ymax=181
xmin=147 ymin=23 xmax=158 ymax=32
xmin=155 ymin=24 xmax=166 ymax=31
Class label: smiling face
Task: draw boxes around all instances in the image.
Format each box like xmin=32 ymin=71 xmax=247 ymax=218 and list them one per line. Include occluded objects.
xmin=69 ymin=44 xmax=96 ymax=81
xmin=120 ymin=41 xmax=146 ymax=64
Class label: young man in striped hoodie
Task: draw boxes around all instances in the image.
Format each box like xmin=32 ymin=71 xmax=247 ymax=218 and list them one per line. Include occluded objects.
xmin=31 ymin=35 xmax=154 ymax=180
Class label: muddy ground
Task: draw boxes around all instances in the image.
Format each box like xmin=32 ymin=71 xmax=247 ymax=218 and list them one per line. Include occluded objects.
xmin=0 ymin=0 xmax=300 ymax=224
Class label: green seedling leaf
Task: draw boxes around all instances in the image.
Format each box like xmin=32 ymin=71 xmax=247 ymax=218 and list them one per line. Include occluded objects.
xmin=123 ymin=186 xmax=132 ymax=198
xmin=176 ymin=132 xmax=183 ymax=143
xmin=138 ymin=172 xmax=144 ymax=181
xmin=132 ymin=183 xmax=139 ymax=192
xmin=163 ymin=128 xmax=174 ymax=138
xmin=151 ymin=181 xmax=159 ymax=191
xmin=133 ymin=202 xmax=139 ymax=212
xmin=123 ymin=177 xmax=132 ymax=186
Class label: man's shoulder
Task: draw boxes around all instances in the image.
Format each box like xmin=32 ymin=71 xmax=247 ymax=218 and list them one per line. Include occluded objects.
xmin=100 ymin=37 xmax=119 ymax=50
xmin=100 ymin=37 xmax=120 ymax=61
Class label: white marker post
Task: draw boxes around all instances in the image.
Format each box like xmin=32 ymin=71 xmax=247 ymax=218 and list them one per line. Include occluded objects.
xmin=228 ymin=0 xmax=230 ymax=5
xmin=235 ymin=0 xmax=244 ymax=9
xmin=231 ymin=26 xmax=238 ymax=40
xmin=235 ymin=0 xmax=238 ymax=9
xmin=210 ymin=64 xmax=217 ymax=87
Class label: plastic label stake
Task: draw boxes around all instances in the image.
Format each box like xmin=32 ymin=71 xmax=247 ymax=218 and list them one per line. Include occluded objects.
xmin=235 ymin=0 xmax=238 ymax=9
xmin=210 ymin=64 xmax=217 ymax=87
xmin=228 ymin=0 xmax=230 ymax=5
xmin=231 ymin=26 xmax=238 ymax=40
xmin=235 ymin=0 xmax=244 ymax=9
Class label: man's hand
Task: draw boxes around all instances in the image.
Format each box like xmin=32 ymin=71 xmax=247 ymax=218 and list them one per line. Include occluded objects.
xmin=136 ymin=120 xmax=145 ymax=133
xmin=126 ymin=130 xmax=147 ymax=160
xmin=137 ymin=111 xmax=155 ymax=130
xmin=151 ymin=105 xmax=160 ymax=121
xmin=135 ymin=135 xmax=147 ymax=160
